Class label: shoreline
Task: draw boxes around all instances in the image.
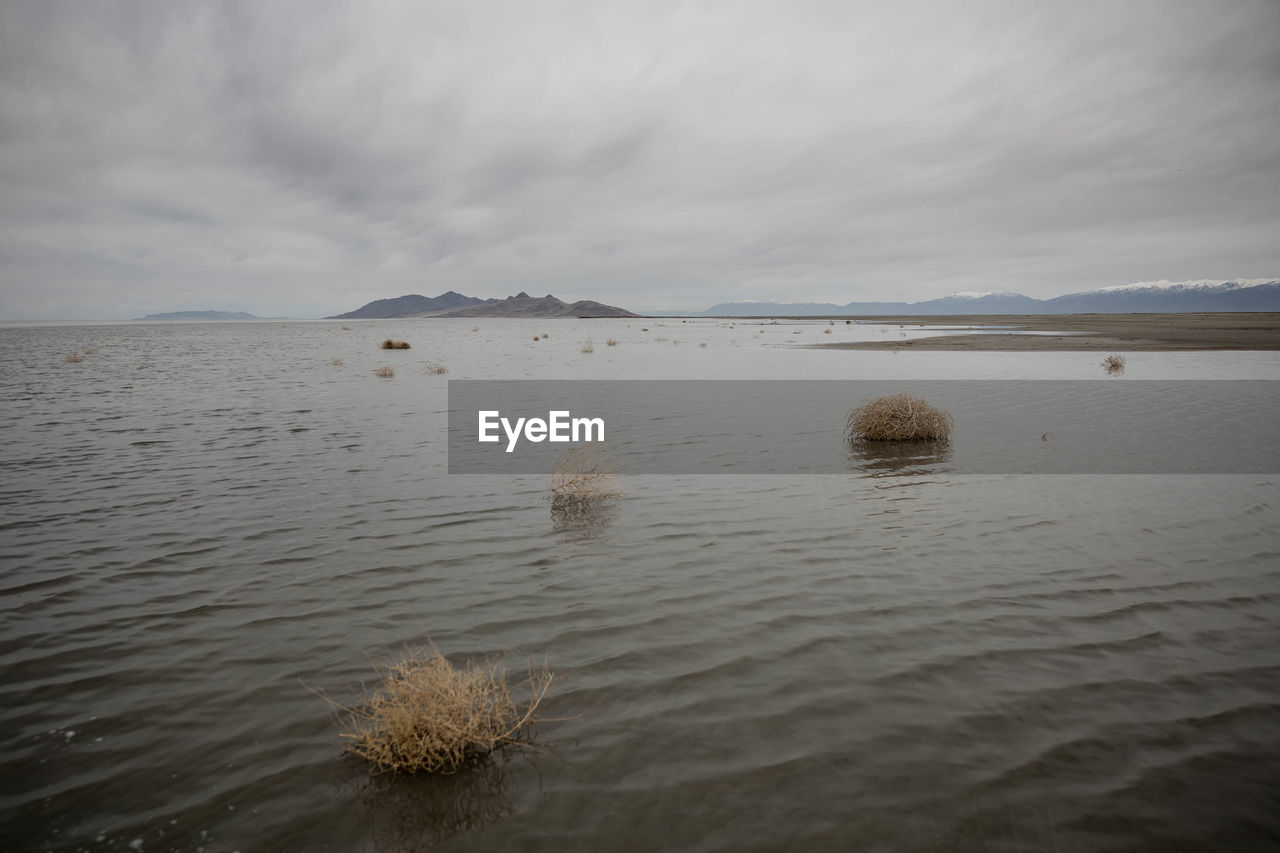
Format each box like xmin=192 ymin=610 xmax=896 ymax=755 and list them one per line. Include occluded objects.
xmin=804 ymin=312 xmax=1280 ymax=351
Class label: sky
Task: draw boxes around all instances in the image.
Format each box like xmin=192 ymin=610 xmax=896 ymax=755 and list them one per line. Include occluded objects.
xmin=1 ymin=0 xmax=1278 ymax=321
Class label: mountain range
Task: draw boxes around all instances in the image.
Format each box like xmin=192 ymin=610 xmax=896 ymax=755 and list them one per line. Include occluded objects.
xmin=328 ymin=291 xmax=636 ymax=319
xmin=675 ymin=279 xmax=1280 ymax=316
xmin=133 ymin=310 xmax=283 ymax=321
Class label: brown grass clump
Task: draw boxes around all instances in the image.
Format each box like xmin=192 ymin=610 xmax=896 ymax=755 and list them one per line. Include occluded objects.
xmin=846 ymin=394 xmax=954 ymax=442
xmin=580 ymin=340 xmax=594 ymax=353
xmin=330 ymin=644 xmax=554 ymax=775
xmin=551 ymin=444 xmax=618 ymax=500
xmin=423 ymin=362 xmax=447 ymax=375
xmin=382 ymin=339 xmax=411 ymax=350
xmin=375 ymin=365 xmax=395 ymax=378
xmin=1102 ymin=354 xmax=1126 ymax=374
xmin=64 ymin=353 xmax=84 ymax=363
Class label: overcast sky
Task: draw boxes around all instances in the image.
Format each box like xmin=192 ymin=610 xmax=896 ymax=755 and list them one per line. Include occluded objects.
xmin=2 ymin=1 xmax=1277 ymax=320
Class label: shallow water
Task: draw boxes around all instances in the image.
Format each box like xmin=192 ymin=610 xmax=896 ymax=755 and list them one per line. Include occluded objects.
xmin=2 ymin=319 xmax=1278 ymax=851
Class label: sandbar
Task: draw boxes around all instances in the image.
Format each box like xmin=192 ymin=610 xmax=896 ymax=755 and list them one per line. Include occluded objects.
xmin=807 ymin=312 xmax=1280 ymax=351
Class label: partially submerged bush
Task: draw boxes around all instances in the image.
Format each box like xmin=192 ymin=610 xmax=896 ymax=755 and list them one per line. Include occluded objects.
xmin=1102 ymin=354 xmax=1126 ymax=374
xmin=847 ymin=394 xmax=954 ymax=442
xmin=382 ymin=339 xmax=411 ymax=350
xmin=331 ymin=644 xmax=554 ymax=775
xmin=551 ymin=444 xmax=617 ymax=500
xmin=375 ymin=365 xmax=395 ymax=378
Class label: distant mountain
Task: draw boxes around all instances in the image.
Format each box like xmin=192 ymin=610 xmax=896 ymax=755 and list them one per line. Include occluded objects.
xmin=329 ymin=291 xmax=636 ymax=319
xmin=326 ymin=291 xmax=495 ymax=319
xmin=133 ymin=310 xmax=281 ymax=321
xmin=686 ymin=279 xmax=1280 ymax=316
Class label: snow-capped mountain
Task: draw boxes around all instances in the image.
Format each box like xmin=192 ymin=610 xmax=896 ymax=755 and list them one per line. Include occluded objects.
xmin=685 ymin=279 xmax=1280 ymax=316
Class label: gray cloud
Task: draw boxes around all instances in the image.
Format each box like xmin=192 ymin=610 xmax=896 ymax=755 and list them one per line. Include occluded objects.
xmin=1 ymin=0 xmax=1277 ymax=320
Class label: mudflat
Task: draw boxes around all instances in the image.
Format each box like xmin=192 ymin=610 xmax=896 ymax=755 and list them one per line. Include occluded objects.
xmin=812 ymin=312 xmax=1280 ymax=351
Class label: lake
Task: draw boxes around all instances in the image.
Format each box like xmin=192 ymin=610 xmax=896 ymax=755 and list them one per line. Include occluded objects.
xmin=2 ymin=318 xmax=1278 ymax=851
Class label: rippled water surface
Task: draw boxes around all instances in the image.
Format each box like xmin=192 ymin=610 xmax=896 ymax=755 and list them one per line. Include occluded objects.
xmin=2 ymin=319 xmax=1279 ymax=852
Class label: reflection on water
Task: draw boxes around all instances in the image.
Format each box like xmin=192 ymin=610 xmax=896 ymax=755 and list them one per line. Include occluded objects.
xmin=848 ymin=438 xmax=953 ymax=477
xmin=345 ymin=755 xmax=524 ymax=852
xmin=549 ymin=494 xmax=618 ymax=542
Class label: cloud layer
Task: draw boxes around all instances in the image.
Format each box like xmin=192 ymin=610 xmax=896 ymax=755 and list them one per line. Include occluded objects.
xmin=2 ymin=0 xmax=1278 ymax=320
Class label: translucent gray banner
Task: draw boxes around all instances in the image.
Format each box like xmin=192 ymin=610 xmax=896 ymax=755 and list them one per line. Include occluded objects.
xmin=447 ymin=380 xmax=1280 ymax=475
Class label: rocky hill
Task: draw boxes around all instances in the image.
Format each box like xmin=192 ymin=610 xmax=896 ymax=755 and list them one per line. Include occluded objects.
xmin=328 ymin=291 xmax=635 ymax=319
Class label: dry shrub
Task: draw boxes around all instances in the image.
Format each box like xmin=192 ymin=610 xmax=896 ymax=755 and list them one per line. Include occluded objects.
xmin=580 ymin=340 xmax=594 ymax=353
xmin=847 ymin=394 xmax=954 ymax=442
xmin=331 ymin=644 xmax=554 ymax=775
xmin=1102 ymin=354 xmax=1126 ymax=374
xmin=382 ymin=339 xmax=411 ymax=350
xmin=64 ymin=353 xmax=84 ymax=363
xmin=375 ymin=365 xmax=395 ymax=378
xmin=551 ymin=444 xmax=618 ymax=500
xmin=423 ymin=362 xmax=447 ymax=375
xmin=606 ymin=338 xmax=618 ymax=346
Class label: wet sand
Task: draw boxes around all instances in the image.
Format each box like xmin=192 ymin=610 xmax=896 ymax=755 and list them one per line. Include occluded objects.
xmin=810 ymin=312 xmax=1280 ymax=351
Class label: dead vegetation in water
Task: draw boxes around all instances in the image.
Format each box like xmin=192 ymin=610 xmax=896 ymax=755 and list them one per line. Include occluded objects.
xmin=1102 ymin=354 xmax=1126 ymax=374
xmin=382 ymin=339 xmax=411 ymax=350
xmin=422 ymin=362 xmax=447 ymax=375
xmin=550 ymin=445 xmax=619 ymax=536
xmin=580 ymin=340 xmax=594 ymax=353
xmin=606 ymin=338 xmax=618 ymax=347
xmin=847 ymin=394 xmax=954 ymax=442
xmin=551 ymin=444 xmax=618 ymax=500
xmin=64 ymin=353 xmax=84 ymax=363
xmin=375 ymin=365 xmax=395 ymax=378
xmin=322 ymin=643 xmax=554 ymax=775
